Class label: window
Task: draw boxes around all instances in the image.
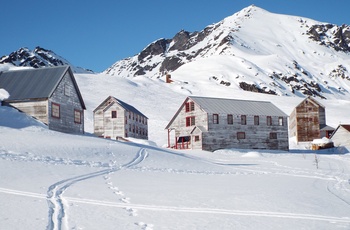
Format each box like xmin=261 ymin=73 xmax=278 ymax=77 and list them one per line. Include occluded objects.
xmin=270 ymin=132 xmax=277 ymax=139
xmin=267 ymin=116 xmax=272 ymax=126
xmin=51 ymin=103 xmax=60 ymax=119
xmin=213 ymin=114 xmax=219 ymax=124
xmin=278 ymin=117 xmax=284 ymax=126
xmin=241 ymin=115 xmax=246 ymax=125
xmin=111 ymin=111 xmax=117 ymax=118
xmin=64 ymin=84 xmax=70 ymax=96
xmin=254 ymin=116 xmax=259 ymax=125
xmin=237 ymin=132 xmax=246 ymax=140
xmin=194 ymin=136 xmax=200 ymax=142
xmin=74 ymin=110 xmax=82 ymax=124
xmin=227 ymin=114 xmax=233 ymax=125
xmin=186 ymin=116 xmax=195 ymax=127
xmin=185 ymin=102 xmax=195 ymax=112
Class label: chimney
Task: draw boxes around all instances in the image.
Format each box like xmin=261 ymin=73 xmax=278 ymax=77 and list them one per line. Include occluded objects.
xmin=166 ymin=73 xmax=172 ymax=83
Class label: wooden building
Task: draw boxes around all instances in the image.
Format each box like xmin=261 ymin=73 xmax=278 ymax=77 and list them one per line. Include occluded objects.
xmin=94 ymin=96 xmax=148 ymax=140
xmin=165 ymin=96 xmax=289 ymax=151
xmin=0 ymin=66 xmax=85 ymax=133
xmin=289 ymin=97 xmax=334 ymax=142
xmin=330 ymin=124 xmax=350 ymax=147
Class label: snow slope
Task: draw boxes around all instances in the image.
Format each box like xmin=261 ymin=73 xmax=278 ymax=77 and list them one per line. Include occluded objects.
xmin=1 ymin=67 xmax=350 ymax=229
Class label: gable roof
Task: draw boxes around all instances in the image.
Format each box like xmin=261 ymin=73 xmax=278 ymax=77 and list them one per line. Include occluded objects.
xmin=165 ymin=96 xmax=287 ymax=129
xmin=189 ymin=96 xmax=287 ymax=116
xmin=94 ymin=96 xmax=148 ymax=118
xmin=0 ymin=66 xmax=86 ymax=109
xmin=295 ymin=96 xmax=325 ymax=109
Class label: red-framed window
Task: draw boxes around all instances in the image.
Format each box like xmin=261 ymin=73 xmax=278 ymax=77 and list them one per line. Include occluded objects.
xmin=267 ymin=116 xmax=272 ymax=126
xmin=227 ymin=114 xmax=233 ymax=125
xmin=194 ymin=136 xmax=200 ymax=142
xmin=213 ymin=114 xmax=219 ymax=124
xmin=254 ymin=116 xmax=259 ymax=125
xmin=186 ymin=116 xmax=195 ymax=127
xmin=270 ymin=132 xmax=277 ymax=139
xmin=241 ymin=115 xmax=246 ymax=125
xmin=237 ymin=132 xmax=246 ymax=140
xmin=111 ymin=111 xmax=117 ymax=118
xmin=185 ymin=102 xmax=195 ymax=112
xmin=278 ymin=117 xmax=284 ymax=126
xmin=74 ymin=109 xmax=82 ymax=124
xmin=51 ymin=102 xmax=60 ymax=119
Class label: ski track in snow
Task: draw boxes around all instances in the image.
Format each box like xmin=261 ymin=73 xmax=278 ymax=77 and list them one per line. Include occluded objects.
xmin=0 ymin=187 xmax=349 ymax=224
xmin=46 ymin=148 xmax=149 ymax=230
xmin=1 ymin=148 xmax=349 ymax=229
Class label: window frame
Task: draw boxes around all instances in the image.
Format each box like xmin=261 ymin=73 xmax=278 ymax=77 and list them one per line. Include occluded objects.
xmin=227 ymin=114 xmax=233 ymax=125
xmin=213 ymin=114 xmax=219 ymax=124
xmin=237 ymin=132 xmax=246 ymax=140
xmin=51 ymin=102 xmax=60 ymax=119
xmin=111 ymin=110 xmax=117 ymax=118
xmin=186 ymin=116 xmax=195 ymax=127
xmin=278 ymin=117 xmax=284 ymax=126
xmin=270 ymin=132 xmax=277 ymax=139
xmin=267 ymin=116 xmax=272 ymax=126
xmin=74 ymin=109 xmax=82 ymax=124
xmin=254 ymin=116 xmax=259 ymax=125
xmin=241 ymin=115 xmax=247 ymax=125
xmin=185 ymin=102 xmax=195 ymax=112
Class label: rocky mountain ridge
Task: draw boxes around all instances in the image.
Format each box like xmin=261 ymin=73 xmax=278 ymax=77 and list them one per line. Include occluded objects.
xmin=0 ymin=46 xmax=92 ymax=73
xmin=103 ymin=5 xmax=350 ymax=99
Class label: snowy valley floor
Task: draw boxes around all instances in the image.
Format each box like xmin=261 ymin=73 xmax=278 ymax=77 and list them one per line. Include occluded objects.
xmin=0 ymin=122 xmax=350 ymax=230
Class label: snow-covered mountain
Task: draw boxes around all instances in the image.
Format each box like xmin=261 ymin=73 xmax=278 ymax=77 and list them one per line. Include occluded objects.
xmin=103 ymin=5 xmax=350 ymax=99
xmin=0 ymin=46 xmax=93 ymax=73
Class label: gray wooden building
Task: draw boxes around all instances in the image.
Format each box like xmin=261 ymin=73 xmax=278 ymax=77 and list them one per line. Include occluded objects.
xmin=94 ymin=96 xmax=148 ymax=140
xmin=330 ymin=124 xmax=350 ymax=147
xmin=289 ymin=97 xmax=334 ymax=142
xmin=0 ymin=66 xmax=86 ymax=133
xmin=165 ymin=96 xmax=289 ymax=151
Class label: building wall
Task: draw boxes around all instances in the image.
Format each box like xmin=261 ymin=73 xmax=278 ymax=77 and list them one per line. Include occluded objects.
xmin=8 ymin=100 xmax=48 ymax=124
xmin=94 ymin=100 xmax=148 ymax=140
xmin=48 ymin=71 xmax=84 ymax=133
xmin=331 ymin=127 xmax=350 ymax=147
xmin=290 ymin=98 xmax=321 ymax=142
xmin=202 ymin=114 xmax=289 ymax=151
xmin=168 ymin=98 xmax=289 ymax=151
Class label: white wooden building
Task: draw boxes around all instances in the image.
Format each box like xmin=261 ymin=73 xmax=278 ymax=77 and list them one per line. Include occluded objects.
xmin=330 ymin=124 xmax=350 ymax=147
xmin=0 ymin=66 xmax=86 ymax=133
xmin=165 ymin=96 xmax=289 ymax=151
xmin=93 ymin=96 xmax=148 ymax=140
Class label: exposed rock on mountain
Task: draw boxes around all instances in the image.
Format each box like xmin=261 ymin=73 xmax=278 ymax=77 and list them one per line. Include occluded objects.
xmin=0 ymin=46 xmax=92 ymax=73
xmin=104 ymin=5 xmax=350 ymax=99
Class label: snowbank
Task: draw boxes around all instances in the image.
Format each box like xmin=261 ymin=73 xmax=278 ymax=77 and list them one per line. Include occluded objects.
xmin=0 ymin=88 xmax=9 ymax=101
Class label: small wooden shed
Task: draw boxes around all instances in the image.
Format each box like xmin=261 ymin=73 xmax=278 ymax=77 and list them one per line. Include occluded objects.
xmin=93 ymin=96 xmax=148 ymax=140
xmin=0 ymin=66 xmax=86 ymax=133
xmin=289 ymin=97 xmax=334 ymax=142
xmin=165 ymin=96 xmax=289 ymax=151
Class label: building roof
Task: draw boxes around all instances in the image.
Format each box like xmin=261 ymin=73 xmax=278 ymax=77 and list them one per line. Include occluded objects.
xmin=0 ymin=66 xmax=86 ymax=109
xmin=165 ymin=96 xmax=287 ymax=129
xmin=320 ymin=124 xmax=335 ymax=131
xmin=94 ymin=96 xmax=148 ymax=118
xmin=189 ymin=96 xmax=287 ymax=116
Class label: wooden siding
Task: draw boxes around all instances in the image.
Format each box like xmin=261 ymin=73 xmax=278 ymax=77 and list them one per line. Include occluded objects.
xmin=167 ymin=98 xmax=289 ymax=151
xmin=8 ymin=100 xmax=48 ymax=124
xmin=93 ymin=100 xmax=148 ymax=140
xmin=48 ymin=71 xmax=84 ymax=133
xmin=289 ymin=98 xmax=324 ymax=142
xmin=331 ymin=126 xmax=350 ymax=147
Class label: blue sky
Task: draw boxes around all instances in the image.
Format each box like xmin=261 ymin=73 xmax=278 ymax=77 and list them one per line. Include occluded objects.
xmin=2 ymin=0 xmax=349 ymax=72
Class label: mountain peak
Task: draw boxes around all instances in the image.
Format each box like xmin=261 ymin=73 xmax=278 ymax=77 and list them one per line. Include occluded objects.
xmin=0 ymin=46 xmax=93 ymax=73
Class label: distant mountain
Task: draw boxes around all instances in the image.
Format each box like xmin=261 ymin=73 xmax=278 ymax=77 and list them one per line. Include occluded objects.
xmin=0 ymin=46 xmax=93 ymax=73
xmin=103 ymin=5 xmax=350 ymax=99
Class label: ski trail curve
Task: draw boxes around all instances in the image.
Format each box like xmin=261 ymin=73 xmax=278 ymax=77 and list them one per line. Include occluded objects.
xmin=46 ymin=148 xmax=148 ymax=230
